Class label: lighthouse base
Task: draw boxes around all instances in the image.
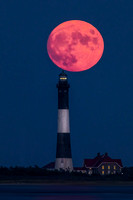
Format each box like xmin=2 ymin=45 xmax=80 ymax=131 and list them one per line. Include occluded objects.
xmin=55 ymin=158 xmax=73 ymax=171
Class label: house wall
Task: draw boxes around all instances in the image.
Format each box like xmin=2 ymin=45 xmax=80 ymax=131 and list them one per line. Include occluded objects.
xmin=98 ymin=162 xmax=122 ymax=175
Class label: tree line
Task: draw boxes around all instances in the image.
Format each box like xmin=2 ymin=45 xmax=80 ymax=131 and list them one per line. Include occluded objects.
xmin=0 ymin=166 xmax=132 ymax=181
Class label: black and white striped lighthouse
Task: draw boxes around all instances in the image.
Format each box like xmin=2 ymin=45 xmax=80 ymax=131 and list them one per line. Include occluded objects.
xmin=55 ymin=71 xmax=73 ymax=171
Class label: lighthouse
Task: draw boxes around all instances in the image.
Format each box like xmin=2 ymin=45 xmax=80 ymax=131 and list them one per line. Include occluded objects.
xmin=55 ymin=71 xmax=73 ymax=171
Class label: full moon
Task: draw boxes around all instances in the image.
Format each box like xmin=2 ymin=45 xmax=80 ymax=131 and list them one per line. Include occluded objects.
xmin=47 ymin=20 xmax=104 ymax=72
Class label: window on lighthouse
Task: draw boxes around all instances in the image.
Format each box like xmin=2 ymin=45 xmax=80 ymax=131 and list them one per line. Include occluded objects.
xmin=60 ymin=77 xmax=67 ymax=80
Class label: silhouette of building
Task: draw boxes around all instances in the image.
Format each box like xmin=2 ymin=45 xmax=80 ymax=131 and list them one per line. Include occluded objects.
xmin=43 ymin=162 xmax=55 ymax=171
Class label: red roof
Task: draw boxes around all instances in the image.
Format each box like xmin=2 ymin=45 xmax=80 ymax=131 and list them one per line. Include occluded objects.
xmin=113 ymin=159 xmax=123 ymax=167
xmin=43 ymin=162 xmax=55 ymax=169
xmin=84 ymin=153 xmax=123 ymax=168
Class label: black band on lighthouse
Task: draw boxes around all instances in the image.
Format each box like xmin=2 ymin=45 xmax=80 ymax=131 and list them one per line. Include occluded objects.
xmin=58 ymin=89 xmax=69 ymax=109
xmin=57 ymin=71 xmax=70 ymax=109
xmin=56 ymin=133 xmax=72 ymax=158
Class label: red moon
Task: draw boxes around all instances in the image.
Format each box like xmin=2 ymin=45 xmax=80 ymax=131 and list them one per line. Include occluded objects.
xmin=47 ymin=20 xmax=104 ymax=72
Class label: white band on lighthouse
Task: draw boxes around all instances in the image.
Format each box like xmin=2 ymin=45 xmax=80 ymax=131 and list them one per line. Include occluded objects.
xmin=58 ymin=109 xmax=70 ymax=133
xmin=55 ymin=158 xmax=73 ymax=171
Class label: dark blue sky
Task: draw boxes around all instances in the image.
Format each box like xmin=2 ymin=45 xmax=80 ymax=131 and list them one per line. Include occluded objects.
xmin=0 ymin=0 xmax=133 ymax=167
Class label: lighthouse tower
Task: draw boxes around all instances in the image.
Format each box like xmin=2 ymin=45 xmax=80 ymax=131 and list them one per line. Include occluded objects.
xmin=55 ymin=71 xmax=73 ymax=171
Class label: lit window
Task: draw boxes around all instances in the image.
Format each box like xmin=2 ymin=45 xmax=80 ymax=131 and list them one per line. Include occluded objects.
xmin=102 ymin=171 xmax=104 ymax=175
xmin=102 ymin=165 xmax=104 ymax=169
xmin=108 ymin=171 xmax=110 ymax=174
xmin=60 ymin=77 xmax=67 ymax=80
xmin=108 ymin=165 xmax=110 ymax=170
xmin=114 ymin=165 xmax=116 ymax=170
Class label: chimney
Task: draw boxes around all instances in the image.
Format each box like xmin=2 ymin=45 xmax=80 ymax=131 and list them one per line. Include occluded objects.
xmin=97 ymin=152 xmax=100 ymax=157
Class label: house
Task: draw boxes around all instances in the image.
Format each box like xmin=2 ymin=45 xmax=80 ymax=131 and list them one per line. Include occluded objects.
xmin=43 ymin=162 xmax=55 ymax=171
xmin=43 ymin=153 xmax=123 ymax=175
xmin=74 ymin=153 xmax=123 ymax=175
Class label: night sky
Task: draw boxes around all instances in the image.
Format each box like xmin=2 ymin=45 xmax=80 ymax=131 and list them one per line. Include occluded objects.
xmin=0 ymin=0 xmax=133 ymax=167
